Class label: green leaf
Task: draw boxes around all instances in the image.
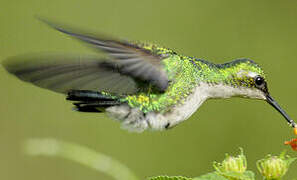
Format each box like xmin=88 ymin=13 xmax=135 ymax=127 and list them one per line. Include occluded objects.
xmin=149 ymin=176 xmax=192 ymax=180
xmin=193 ymin=172 xmax=228 ymax=180
xmin=217 ymin=170 xmax=255 ymax=180
xmin=243 ymin=171 xmax=255 ymax=179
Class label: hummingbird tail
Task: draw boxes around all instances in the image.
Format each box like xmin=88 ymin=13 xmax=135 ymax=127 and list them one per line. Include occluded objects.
xmin=66 ymin=90 xmax=122 ymax=113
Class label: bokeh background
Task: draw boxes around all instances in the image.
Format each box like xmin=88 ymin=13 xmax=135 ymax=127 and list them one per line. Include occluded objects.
xmin=1 ymin=0 xmax=297 ymax=179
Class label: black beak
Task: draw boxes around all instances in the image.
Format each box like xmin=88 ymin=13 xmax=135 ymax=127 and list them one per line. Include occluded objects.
xmin=266 ymin=95 xmax=296 ymax=128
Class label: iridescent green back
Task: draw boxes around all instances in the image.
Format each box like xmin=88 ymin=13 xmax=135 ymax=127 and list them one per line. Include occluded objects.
xmin=120 ymin=42 xmax=266 ymax=113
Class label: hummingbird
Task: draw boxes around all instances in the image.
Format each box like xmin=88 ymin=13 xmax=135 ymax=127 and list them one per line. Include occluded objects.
xmin=2 ymin=20 xmax=296 ymax=132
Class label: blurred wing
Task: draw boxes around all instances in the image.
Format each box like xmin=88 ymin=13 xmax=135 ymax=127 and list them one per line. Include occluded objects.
xmin=42 ymin=19 xmax=169 ymax=91
xmin=2 ymin=54 xmax=138 ymax=94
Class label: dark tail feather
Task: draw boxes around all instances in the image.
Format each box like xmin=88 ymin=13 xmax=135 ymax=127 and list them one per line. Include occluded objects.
xmin=72 ymin=104 xmax=102 ymax=113
xmin=66 ymin=90 xmax=121 ymax=113
xmin=67 ymin=90 xmax=115 ymax=101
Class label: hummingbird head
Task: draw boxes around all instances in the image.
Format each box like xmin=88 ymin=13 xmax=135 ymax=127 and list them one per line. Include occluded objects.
xmin=216 ymin=59 xmax=295 ymax=128
xmin=221 ymin=59 xmax=267 ymax=99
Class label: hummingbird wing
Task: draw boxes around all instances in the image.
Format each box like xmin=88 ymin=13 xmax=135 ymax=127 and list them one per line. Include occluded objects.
xmin=3 ymin=20 xmax=171 ymax=95
xmin=2 ymin=54 xmax=138 ymax=94
xmin=42 ymin=20 xmax=169 ymax=92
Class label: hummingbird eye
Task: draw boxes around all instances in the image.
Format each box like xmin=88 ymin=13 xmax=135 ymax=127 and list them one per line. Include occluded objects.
xmin=255 ymin=76 xmax=264 ymax=86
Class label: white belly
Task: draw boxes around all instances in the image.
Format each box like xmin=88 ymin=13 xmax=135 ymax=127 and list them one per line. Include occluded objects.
xmin=106 ymin=84 xmax=209 ymax=132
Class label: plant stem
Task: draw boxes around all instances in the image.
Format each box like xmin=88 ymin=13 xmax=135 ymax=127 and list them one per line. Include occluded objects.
xmin=24 ymin=138 xmax=139 ymax=180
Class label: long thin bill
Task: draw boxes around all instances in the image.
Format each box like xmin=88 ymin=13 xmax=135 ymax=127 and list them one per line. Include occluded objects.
xmin=266 ymin=95 xmax=296 ymax=128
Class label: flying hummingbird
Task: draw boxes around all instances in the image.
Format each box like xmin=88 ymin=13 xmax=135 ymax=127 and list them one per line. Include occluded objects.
xmin=2 ymin=20 xmax=296 ymax=132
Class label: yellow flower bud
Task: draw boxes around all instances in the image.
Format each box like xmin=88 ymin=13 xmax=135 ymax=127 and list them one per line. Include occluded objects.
xmin=214 ymin=148 xmax=247 ymax=174
xmin=257 ymin=153 xmax=296 ymax=180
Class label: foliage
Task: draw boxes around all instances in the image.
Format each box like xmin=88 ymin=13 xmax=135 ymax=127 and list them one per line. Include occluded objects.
xmin=24 ymin=138 xmax=138 ymax=180
xmin=24 ymin=138 xmax=296 ymax=180
xmin=149 ymin=176 xmax=192 ymax=180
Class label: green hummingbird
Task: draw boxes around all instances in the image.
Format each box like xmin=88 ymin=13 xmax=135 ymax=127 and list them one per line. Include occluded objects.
xmin=2 ymin=20 xmax=296 ymax=132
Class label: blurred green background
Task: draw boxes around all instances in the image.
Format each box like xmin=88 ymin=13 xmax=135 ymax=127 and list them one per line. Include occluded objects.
xmin=0 ymin=0 xmax=297 ymax=179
